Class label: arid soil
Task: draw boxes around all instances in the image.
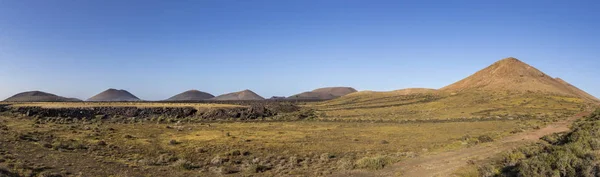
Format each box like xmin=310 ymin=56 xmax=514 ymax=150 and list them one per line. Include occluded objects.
xmin=332 ymin=111 xmax=590 ymax=177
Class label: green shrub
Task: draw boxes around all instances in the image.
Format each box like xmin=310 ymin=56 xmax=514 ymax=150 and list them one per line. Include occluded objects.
xmin=501 ymin=151 xmax=526 ymax=167
xmin=355 ymin=156 xmax=393 ymax=170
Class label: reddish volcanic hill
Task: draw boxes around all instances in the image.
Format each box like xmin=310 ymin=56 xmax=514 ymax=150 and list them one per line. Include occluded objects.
xmin=440 ymin=58 xmax=576 ymax=95
xmin=166 ymin=90 xmax=214 ymax=101
xmin=3 ymin=91 xmax=81 ymax=102
xmin=211 ymin=89 xmax=264 ymax=101
xmin=86 ymin=89 xmax=141 ymax=102
xmin=289 ymin=87 xmax=357 ymax=100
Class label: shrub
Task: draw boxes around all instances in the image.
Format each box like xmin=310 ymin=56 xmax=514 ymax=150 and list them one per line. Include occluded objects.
xmin=173 ymin=159 xmax=199 ymax=170
xmin=168 ymin=139 xmax=180 ymax=145
xmin=477 ymin=164 xmax=498 ymax=177
xmin=248 ymin=164 xmax=271 ymax=173
xmin=337 ymin=158 xmax=355 ymax=170
xmin=155 ymin=154 xmax=178 ymax=165
xmin=501 ymin=151 xmax=526 ymax=167
xmin=477 ymin=135 xmax=494 ymax=143
xmin=355 ymin=156 xmax=392 ymax=170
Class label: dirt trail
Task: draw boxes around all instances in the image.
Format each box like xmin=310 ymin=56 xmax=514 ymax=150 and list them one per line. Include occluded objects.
xmin=333 ymin=111 xmax=590 ymax=177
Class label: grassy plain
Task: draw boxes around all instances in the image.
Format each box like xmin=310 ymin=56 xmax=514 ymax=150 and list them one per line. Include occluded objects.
xmin=310 ymin=91 xmax=588 ymax=121
xmin=0 ymin=113 xmax=543 ymax=176
xmin=0 ymin=90 xmax=592 ymax=176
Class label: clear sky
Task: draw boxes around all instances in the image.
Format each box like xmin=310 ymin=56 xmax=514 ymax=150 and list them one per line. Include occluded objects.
xmin=0 ymin=0 xmax=598 ymax=100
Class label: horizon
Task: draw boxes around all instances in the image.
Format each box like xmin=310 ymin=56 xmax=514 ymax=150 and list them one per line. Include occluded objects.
xmin=2 ymin=57 xmax=598 ymax=101
xmin=1 ymin=0 xmax=599 ymax=100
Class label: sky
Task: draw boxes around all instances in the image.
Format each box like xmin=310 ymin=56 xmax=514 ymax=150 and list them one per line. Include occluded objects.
xmin=0 ymin=0 xmax=598 ymax=100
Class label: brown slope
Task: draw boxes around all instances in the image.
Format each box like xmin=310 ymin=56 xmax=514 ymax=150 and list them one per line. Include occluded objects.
xmin=555 ymin=78 xmax=600 ymax=102
xmin=289 ymin=91 xmax=337 ymax=100
xmin=312 ymin=87 xmax=357 ymax=97
xmin=166 ymin=90 xmax=214 ymax=101
xmin=440 ymin=57 xmax=580 ymax=97
xmin=391 ymin=88 xmax=437 ymax=95
xmin=3 ymin=91 xmax=82 ymax=102
xmin=289 ymin=87 xmax=357 ymax=100
xmin=87 ymin=89 xmax=141 ymax=102
xmin=212 ymin=89 xmax=264 ymax=101
xmin=335 ymin=88 xmax=436 ymax=100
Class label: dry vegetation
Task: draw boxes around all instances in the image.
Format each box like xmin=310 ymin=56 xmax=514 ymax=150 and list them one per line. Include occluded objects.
xmin=309 ymin=91 xmax=588 ymax=121
xmin=453 ymin=108 xmax=600 ymax=177
xmin=0 ymin=110 xmax=545 ymax=176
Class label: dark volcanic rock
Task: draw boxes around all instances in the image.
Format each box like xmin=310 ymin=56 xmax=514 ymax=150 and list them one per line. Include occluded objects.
xmin=269 ymin=96 xmax=287 ymax=100
xmin=13 ymin=107 xmax=197 ymax=119
xmin=0 ymin=104 xmax=8 ymax=112
xmin=11 ymin=102 xmax=300 ymax=121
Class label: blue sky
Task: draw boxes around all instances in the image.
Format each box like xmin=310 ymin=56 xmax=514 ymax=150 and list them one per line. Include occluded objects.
xmin=0 ymin=0 xmax=598 ymax=100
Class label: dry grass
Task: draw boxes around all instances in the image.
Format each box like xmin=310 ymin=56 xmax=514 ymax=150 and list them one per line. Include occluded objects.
xmin=3 ymin=118 xmax=538 ymax=159
xmin=309 ymin=91 xmax=588 ymax=121
xmin=5 ymin=102 xmax=244 ymax=109
xmin=0 ymin=106 xmax=556 ymax=176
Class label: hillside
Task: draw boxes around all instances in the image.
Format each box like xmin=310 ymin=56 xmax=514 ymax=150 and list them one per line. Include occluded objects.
xmin=312 ymin=58 xmax=593 ymax=121
xmin=166 ymin=90 xmax=214 ymax=101
xmin=3 ymin=91 xmax=81 ymax=102
xmin=212 ymin=89 xmax=264 ymax=101
xmin=86 ymin=89 xmax=141 ymax=102
xmin=289 ymin=87 xmax=357 ymax=100
xmin=554 ymin=77 xmax=600 ymax=102
xmin=440 ymin=58 xmax=581 ymax=97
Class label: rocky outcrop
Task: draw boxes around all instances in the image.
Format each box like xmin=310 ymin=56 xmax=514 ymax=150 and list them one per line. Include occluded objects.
xmin=0 ymin=105 xmax=8 ymax=112
xmin=6 ymin=102 xmax=299 ymax=121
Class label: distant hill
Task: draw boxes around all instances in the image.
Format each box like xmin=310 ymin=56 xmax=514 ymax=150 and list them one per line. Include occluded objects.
xmin=212 ymin=90 xmax=264 ymax=101
xmin=3 ymin=91 xmax=81 ymax=102
xmin=87 ymin=89 xmax=141 ymax=102
xmin=289 ymin=87 xmax=357 ymax=100
xmin=166 ymin=90 xmax=214 ymax=101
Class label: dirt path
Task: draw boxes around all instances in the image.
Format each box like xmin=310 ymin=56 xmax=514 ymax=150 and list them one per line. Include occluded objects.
xmin=333 ymin=111 xmax=589 ymax=177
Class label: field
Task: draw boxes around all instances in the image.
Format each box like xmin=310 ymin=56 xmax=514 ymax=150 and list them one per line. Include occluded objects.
xmin=0 ymin=101 xmax=554 ymax=176
xmin=310 ymin=91 xmax=588 ymax=121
